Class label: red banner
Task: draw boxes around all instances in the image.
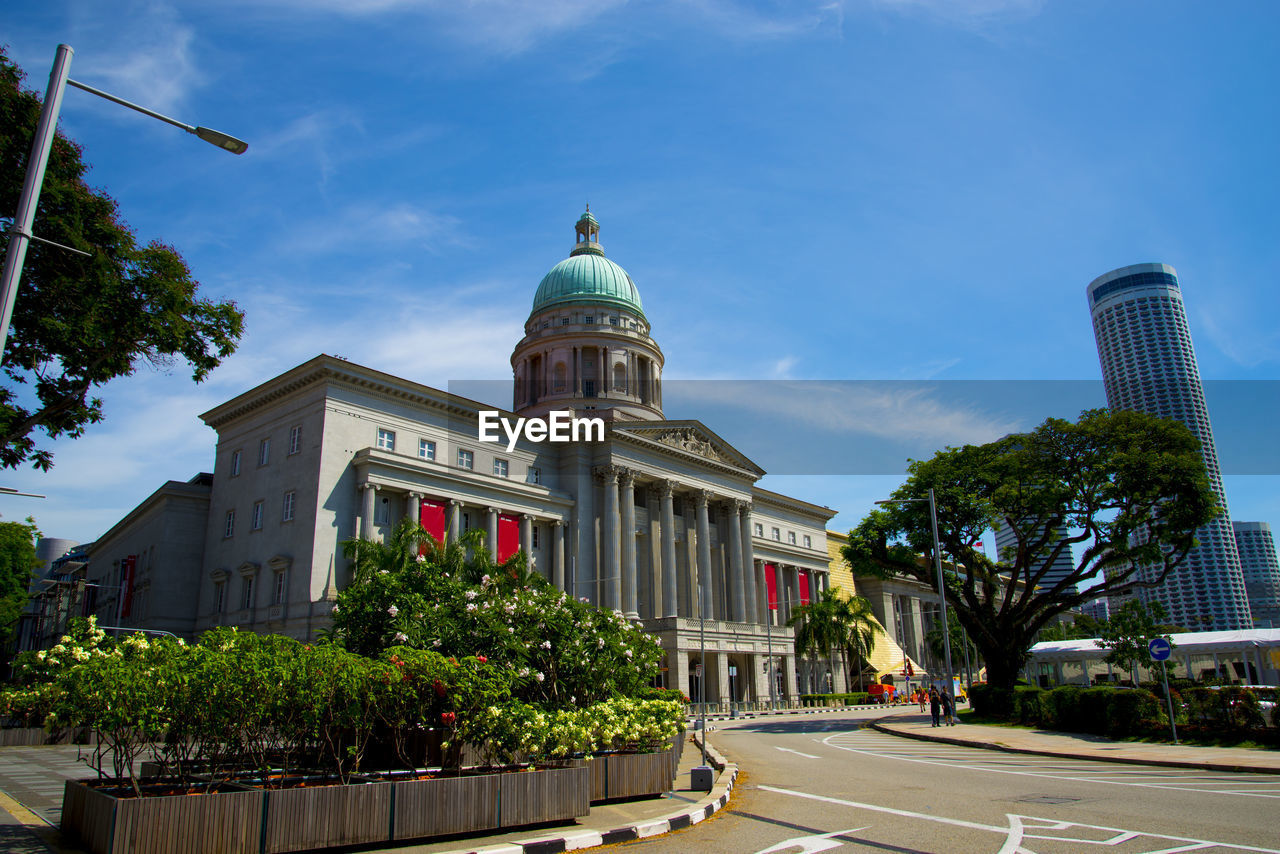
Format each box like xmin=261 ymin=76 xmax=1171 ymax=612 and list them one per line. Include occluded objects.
xmin=798 ymin=569 xmax=810 ymax=606
xmin=497 ymin=514 xmax=520 ymax=562
xmin=120 ymin=555 xmax=137 ymax=618
xmin=764 ymin=563 xmax=778 ymax=610
xmin=419 ymin=500 xmax=446 ymax=543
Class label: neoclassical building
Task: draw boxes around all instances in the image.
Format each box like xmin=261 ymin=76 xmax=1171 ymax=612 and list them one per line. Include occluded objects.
xmin=78 ymin=211 xmax=837 ymax=705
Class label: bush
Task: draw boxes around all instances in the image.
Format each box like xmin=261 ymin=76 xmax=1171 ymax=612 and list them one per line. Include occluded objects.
xmin=968 ymin=683 xmax=1014 ymax=719
xmin=799 ymin=692 xmax=871 ymax=707
xmin=1012 ymin=687 xmax=1045 ymax=726
xmin=1103 ymin=688 xmax=1163 ymax=738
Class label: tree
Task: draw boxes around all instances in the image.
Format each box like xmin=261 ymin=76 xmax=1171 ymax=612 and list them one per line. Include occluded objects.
xmin=923 ymin=608 xmax=979 ymax=685
xmin=0 ymin=48 xmax=244 ymax=470
xmin=843 ymin=409 xmax=1217 ymax=692
xmin=788 ymin=588 xmax=882 ymax=693
xmin=0 ymin=517 xmax=40 ymax=670
xmin=1097 ymin=600 xmax=1179 ymax=684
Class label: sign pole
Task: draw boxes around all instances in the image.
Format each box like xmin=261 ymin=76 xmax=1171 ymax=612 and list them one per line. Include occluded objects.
xmin=1161 ymin=660 xmax=1178 ymax=744
xmin=1149 ymin=637 xmax=1178 ymax=744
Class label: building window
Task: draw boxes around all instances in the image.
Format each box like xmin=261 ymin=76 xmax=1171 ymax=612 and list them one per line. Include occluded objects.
xmin=282 ymin=491 xmax=295 ymax=522
xmin=376 ymin=496 xmax=391 ymax=525
xmin=258 ymin=438 xmax=270 ymax=467
xmin=224 ymin=510 xmax=235 ymax=538
xmin=771 ymin=527 xmax=780 ymax=541
xmin=241 ymin=577 xmax=254 ymax=610
xmin=273 ymin=571 xmax=287 ymax=605
xmin=288 ymin=425 xmax=302 ymax=455
xmin=377 ymin=429 xmax=396 ymax=451
xmin=788 ymin=531 xmax=796 ymax=545
xmin=251 ymin=501 xmax=264 ymax=531
xmin=419 ymin=439 xmax=436 ymax=460
xmin=458 ymin=449 xmax=474 ymax=470
xmin=493 ymin=458 xmax=509 ymax=477
xmin=754 ymin=523 xmax=763 ymax=537
xmin=230 ymin=449 xmax=242 ymax=477
xmin=803 ymin=534 xmax=812 ymax=549
xmin=532 ymin=526 xmax=540 ymax=548
xmin=213 ymin=581 xmax=226 ymax=614
xmin=527 ymin=467 xmax=541 ymax=484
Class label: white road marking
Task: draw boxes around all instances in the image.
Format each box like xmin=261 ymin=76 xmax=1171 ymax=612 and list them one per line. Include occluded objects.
xmin=823 ymin=730 xmax=1280 ymax=800
xmin=775 ymin=746 xmax=820 ymax=759
xmin=751 ymin=826 xmax=871 ymax=853
xmin=758 ymin=785 xmax=1280 ymax=853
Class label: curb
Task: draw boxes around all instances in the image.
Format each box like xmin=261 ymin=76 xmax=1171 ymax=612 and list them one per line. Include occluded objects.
xmin=446 ymin=735 xmax=739 ymax=854
xmin=870 ymin=719 xmax=1280 ymax=776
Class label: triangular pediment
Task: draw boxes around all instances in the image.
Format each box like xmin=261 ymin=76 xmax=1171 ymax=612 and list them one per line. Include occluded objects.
xmin=611 ymin=420 xmax=764 ymax=475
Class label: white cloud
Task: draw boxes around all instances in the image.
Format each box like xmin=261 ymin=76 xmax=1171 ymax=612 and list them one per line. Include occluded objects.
xmin=72 ymin=3 xmax=202 ymax=115
xmin=271 ymin=202 xmax=465 ymax=256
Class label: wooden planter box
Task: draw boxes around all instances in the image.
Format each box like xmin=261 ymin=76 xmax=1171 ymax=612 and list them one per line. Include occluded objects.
xmin=588 ymin=735 xmax=683 ymax=802
xmin=62 ymin=780 xmax=264 ymax=854
xmin=63 ymin=765 xmax=589 ymax=854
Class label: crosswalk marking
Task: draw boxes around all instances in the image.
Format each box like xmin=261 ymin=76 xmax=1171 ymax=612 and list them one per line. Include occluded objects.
xmin=823 ymin=729 xmax=1280 ymax=800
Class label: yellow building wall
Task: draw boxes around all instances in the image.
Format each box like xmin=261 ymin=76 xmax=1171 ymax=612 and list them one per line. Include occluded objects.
xmin=826 ymin=530 xmax=924 ymax=684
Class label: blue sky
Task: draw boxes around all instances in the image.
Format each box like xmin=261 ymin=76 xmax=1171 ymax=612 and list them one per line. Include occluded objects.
xmin=1 ymin=1 xmax=1278 ymax=560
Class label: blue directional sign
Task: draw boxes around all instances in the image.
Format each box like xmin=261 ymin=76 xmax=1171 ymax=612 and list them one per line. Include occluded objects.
xmin=1148 ymin=637 xmax=1172 ymax=661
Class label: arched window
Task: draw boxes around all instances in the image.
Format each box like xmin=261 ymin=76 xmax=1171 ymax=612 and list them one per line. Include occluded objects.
xmin=613 ymin=363 xmax=627 ymax=391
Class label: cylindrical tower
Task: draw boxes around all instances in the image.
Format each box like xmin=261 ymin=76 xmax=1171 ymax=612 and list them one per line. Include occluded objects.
xmin=1087 ymin=262 xmax=1252 ymax=630
xmin=511 ymin=209 xmax=665 ymax=421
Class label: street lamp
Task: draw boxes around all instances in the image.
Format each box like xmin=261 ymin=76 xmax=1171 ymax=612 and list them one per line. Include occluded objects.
xmin=0 ymin=43 xmax=248 ymax=363
xmin=877 ymin=487 xmax=957 ymax=724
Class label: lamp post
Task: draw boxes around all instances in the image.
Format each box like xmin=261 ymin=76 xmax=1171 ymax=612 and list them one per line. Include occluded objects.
xmin=877 ymin=488 xmax=956 ymax=723
xmin=0 ymin=43 xmax=248 ymax=363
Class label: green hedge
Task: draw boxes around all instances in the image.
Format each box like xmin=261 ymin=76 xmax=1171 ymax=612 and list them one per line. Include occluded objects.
xmin=799 ymin=692 xmax=872 ymax=707
xmin=971 ymin=683 xmax=1166 ymax=738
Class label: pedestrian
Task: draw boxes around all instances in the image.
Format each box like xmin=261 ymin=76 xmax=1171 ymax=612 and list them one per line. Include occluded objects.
xmin=940 ymin=689 xmax=954 ymax=726
xmin=928 ymin=687 xmax=940 ymax=727
xmin=917 ymin=689 xmax=926 ymax=713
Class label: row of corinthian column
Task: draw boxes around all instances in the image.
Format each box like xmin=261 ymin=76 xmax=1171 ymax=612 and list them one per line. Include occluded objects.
xmin=594 ymin=465 xmax=758 ymax=623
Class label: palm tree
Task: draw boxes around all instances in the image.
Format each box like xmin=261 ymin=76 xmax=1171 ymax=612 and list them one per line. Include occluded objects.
xmin=789 ymin=589 xmax=883 ymax=694
xmin=837 ymin=594 xmax=882 ymax=692
xmin=788 ymin=592 xmax=843 ymax=694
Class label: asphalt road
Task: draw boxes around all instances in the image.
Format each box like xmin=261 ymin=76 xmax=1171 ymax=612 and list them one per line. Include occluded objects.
xmin=604 ymin=709 xmax=1280 ymax=854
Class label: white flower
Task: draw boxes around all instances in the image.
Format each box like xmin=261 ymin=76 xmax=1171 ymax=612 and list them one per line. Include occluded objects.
xmin=597 ymin=639 xmax=605 ymax=648
xmin=332 ymin=605 xmax=340 ymax=614
xmin=432 ymin=639 xmax=442 ymax=647
xmin=393 ymin=632 xmax=408 ymax=643
xmin=387 ymin=605 xmax=399 ymax=616
xmin=481 ymin=574 xmax=491 ymax=585
xmin=535 ymin=672 xmax=545 ymax=682
xmin=464 ymin=590 xmax=477 ymax=601
xmin=379 ymin=570 xmax=389 ymax=576
xmin=624 ymin=649 xmax=633 ymax=658
xmin=540 ymin=640 xmax=551 ymax=650
xmin=466 ymin=603 xmax=477 ymax=612
xmin=415 ymin=554 xmax=427 ymax=563
xmin=508 ymin=627 xmax=515 ymax=633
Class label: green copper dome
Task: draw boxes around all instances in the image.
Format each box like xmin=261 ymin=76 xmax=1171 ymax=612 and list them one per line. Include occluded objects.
xmin=530 ymin=211 xmax=645 ymax=319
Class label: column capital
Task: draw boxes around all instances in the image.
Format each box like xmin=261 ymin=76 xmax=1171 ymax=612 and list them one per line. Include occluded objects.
xmin=521 ymin=513 xmax=534 ymax=522
xmin=407 ymin=491 xmax=425 ymax=500
xmin=693 ymin=489 xmax=713 ymax=508
xmin=618 ymin=467 xmax=635 ymax=488
xmin=653 ymin=479 xmax=676 ymax=499
xmin=592 ymin=464 xmax=623 ymax=483
xmin=486 ymin=506 xmax=499 ymax=515
xmin=360 ymin=482 xmax=380 ymax=493
xmin=552 ymin=519 xmax=565 ymax=528
xmin=448 ymin=498 xmax=463 ymax=507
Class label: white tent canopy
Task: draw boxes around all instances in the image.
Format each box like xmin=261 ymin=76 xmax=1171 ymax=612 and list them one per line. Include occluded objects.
xmin=1029 ymin=629 xmax=1280 ymax=686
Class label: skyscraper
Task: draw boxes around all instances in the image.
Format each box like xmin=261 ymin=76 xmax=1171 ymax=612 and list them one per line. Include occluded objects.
xmin=993 ymin=520 xmax=1075 ymax=599
xmin=1233 ymin=522 xmax=1280 ymax=628
xmin=1087 ymin=263 xmax=1252 ymax=630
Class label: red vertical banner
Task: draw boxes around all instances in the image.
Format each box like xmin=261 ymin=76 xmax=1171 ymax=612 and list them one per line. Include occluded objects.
xmin=419 ymin=500 xmax=446 ymax=543
xmin=120 ymin=555 xmax=137 ymax=618
xmin=764 ymin=563 xmax=778 ymax=610
xmin=798 ymin=569 xmax=810 ymax=606
xmin=497 ymin=514 xmax=520 ymax=562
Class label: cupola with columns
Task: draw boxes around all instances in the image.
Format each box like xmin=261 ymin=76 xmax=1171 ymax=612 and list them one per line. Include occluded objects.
xmin=511 ymin=209 xmax=664 ymax=421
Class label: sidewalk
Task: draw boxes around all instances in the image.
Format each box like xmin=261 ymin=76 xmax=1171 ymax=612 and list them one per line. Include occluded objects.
xmin=873 ymin=711 xmax=1280 ymax=774
xmin=0 ymin=734 xmax=738 ymax=854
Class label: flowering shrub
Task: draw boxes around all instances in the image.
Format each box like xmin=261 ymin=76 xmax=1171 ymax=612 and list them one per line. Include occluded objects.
xmin=331 ymin=521 xmax=663 ymax=707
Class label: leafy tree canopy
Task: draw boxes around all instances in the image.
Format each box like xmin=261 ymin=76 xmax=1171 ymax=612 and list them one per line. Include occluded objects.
xmin=843 ymin=408 xmax=1217 ymax=690
xmin=0 ymin=516 xmax=40 ymax=667
xmin=0 ymin=48 xmax=244 ymax=470
xmin=1097 ymin=600 xmax=1181 ymax=675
